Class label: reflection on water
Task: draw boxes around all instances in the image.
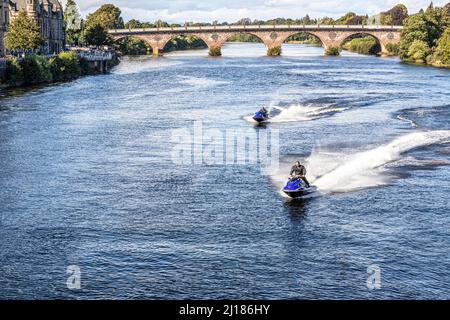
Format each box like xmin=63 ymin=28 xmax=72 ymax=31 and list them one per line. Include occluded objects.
xmin=284 ymin=198 xmax=310 ymax=222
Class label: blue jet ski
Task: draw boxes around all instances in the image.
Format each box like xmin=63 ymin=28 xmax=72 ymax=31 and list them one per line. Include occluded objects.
xmin=253 ymin=110 xmax=269 ymax=123
xmin=283 ymin=177 xmax=316 ymax=198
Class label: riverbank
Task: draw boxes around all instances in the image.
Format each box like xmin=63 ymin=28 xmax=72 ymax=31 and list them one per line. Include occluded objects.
xmin=0 ymin=49 xmax=120 ymax=91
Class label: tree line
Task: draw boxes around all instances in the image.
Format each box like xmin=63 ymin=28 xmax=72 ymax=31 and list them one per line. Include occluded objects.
xmin=4 ymin=1 xmax=449 ymax=69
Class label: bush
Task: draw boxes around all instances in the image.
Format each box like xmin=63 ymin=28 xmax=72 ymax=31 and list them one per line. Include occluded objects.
xmin=164 ymin=35 xmax=207 ymax=52
xmin=325 ymin=46 xmax=340 ymax=56
xmin=115 ymin=37 xmax=150 ymax=55
xmin=407 ymin=40 xmax=431 ymax=63
xmin=385 ymin=43 xmax=400 ymax=56
xmin=78 ymin=57 xmax=91 ymax=75
xmin=5 ymin=57 xmax=24 ymax=86
xmin=20 ymin=54 xmax=52 ymax=85
xmin=345 ymin=37 xmax=380 ymax=55
xmin=50 ymin=51 xmax=81 ymax=82
xmin=209 ymin=46 xmax=222 ymax=56
xmin=267 ymin=46 xmax=282 ymax=56
xmin=432 ymin=27 xmax=450 ymax=65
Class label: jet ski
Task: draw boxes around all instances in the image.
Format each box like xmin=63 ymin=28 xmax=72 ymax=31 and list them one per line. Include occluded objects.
xmin=253 ymin=110 xmax=269 ymax=123
xmin=283 ymin=177 xmax=316 ymax=198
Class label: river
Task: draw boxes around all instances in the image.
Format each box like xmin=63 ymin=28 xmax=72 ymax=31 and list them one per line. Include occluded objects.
xmin=0 ymin=43 xmax=449 ymax=299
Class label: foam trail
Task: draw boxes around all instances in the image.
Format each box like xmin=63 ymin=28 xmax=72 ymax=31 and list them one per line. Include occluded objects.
xmin=269 ymin=104 xmax=348 ymax=123
xmin=270 ymin=131 xmax=450 ymax=194
xmin=313 ymin=131 xmax=450 ymax=192
xmin=178 ymin=76 xmax=228 ymax=88
xmin=245 ymin=103 xmax=347 ymax=124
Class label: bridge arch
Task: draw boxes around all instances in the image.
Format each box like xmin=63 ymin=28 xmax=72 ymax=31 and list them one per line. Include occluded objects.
xmin=161 ymin=34 xmax=209 ymax=53
xmin=283 ymin=31 xmax=324 ymax=47
xmin=223 ymin=32 xmax=265 ymax=44
xmin=218 ymin=32 xmax=267 ymax=55
xmin=113 ymin=35 xmax=154 ymax=55
xmin=339 ymin=32 xmax=383 ymax=55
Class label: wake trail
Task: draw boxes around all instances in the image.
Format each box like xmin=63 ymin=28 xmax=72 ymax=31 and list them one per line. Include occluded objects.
xmin=271 ymin=130 xmax=450 ymax=194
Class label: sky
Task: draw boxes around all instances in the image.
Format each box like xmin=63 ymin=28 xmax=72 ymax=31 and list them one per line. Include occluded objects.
xmin=65 ymin=0 xmax=449 ymax=23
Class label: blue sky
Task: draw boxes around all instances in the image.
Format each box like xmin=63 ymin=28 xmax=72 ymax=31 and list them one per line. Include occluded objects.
xmin=67 ymin=0 xmax=449 ymax=23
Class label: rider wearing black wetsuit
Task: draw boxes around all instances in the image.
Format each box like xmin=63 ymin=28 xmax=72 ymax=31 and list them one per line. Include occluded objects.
xmin=259 ymin=107 xmax=269 ymax=118
xmin=290 ymin=161 xmax=311 ymax=187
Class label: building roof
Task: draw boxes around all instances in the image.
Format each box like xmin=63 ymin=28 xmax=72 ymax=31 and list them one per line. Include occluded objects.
xmin=11 ymin=0 xmax=62 ymax=12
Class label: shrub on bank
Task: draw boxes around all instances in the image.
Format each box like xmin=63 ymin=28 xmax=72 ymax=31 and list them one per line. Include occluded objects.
xmin=267 ymin=46 xmax=282 ymax=56
xmin=20 ymin=54 xmax=52 ymax=85
xmin=385 ymin=43 xmax=400 ymax=56
xmin=427 ymin=27 xmax=450 ymax=67
xmin=209 ymin=46 xmax=222 ymax=57
xmin=5 ymin=57 xmax=24 ymax=86
xmin=50 ymin=51 xmax=81 ymax=82
xmin=344 ymin=37 xmax=380 ymax=55
xmin=325 ymin=46 xmax=340 ymax=56
xmin=78 ymin=57 xmax=91 ymax=75
xmin=407 ymin=40 xmax=431 ymax=63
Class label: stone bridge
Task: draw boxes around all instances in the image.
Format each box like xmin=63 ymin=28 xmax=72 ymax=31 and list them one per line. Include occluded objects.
xmin=109 ymin=25 xmax=402 ymax=56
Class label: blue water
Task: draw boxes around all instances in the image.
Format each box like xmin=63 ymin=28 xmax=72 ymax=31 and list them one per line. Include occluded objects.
xmin=0 ymin=43 xmax=449 ymax=299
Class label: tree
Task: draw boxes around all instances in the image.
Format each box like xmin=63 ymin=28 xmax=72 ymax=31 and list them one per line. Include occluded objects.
xmin=399 ymin=4 xmax=450 ymax=65
xmin=64 ymin=0 xmax=82 ymax=45
xmin=424 ymin=6 xmax=450 ymax=46
xmin=85 ymin=4 xmax=124 ymax=30
xmin=381 ymin=4 xmax=408 ymax=25
xmin=400 ymin=12 xmax=429 ymax=60
xmin=4 ymin=11 xmax=44 ymax=52
xmin=50 ymin=51 xmax=81 ymax=81
xmin=319 ymin=17 xmax=335 ymax=25
xmin=445 ymin=2 xmax=450 ymax=15
xmin=408 ymin=40 xmax=431 ymax=62
xmin=434 ymin=26 xmax=450 ymax=64
xmin=125 ymin=19 xmax=143 ymax=29
xmin=303 ymin=14 xmax=312 ymax=24
xmin=83 ymin=24 xmax=111 ymax=46
xmin=236 ymin=18 xmax=252 ymax=25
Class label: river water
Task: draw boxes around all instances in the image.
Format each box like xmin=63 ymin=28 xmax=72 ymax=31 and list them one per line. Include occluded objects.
xmin=0 ymin=43 xmax=449 ymax=299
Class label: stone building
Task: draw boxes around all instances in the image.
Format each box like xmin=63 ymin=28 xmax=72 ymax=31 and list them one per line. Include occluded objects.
xmin=0 ymin=0 xmax=11 ymax=56
xmin=1 ymin=0 xmax=64 ymax=56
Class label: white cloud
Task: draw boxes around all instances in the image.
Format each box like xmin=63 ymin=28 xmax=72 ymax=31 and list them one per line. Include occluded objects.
xmin=64 ymin=0 xmax=449 ymax=23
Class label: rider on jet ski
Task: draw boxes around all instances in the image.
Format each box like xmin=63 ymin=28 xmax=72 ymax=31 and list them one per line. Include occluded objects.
xmin=259 ymin=107 xmax=269 ymax=118
xmin=290 ymin=161 xmax=311 ymax=188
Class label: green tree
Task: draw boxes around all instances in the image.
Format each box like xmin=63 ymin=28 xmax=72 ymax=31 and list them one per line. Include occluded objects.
xmin=83 ymin=24 xmax=111 ymax=46
xmin=408 ymin=39 xmax=431 ymax=62
xmin=50 ymin=51 xmax=81 ymax=81
xmin=125 ymin=19 xmax=142 ymax=29
xmin=267 ymin=46 xmax=282 ymax=56
xmin=64 ymin=0 xmax=83 ymax=46
xmin=424 ymin=6 xmax=450 ymax=46
xmin=86 ymin=4 xmax=124 ymax=30
xmin=319 ymin=17 xmax=335 ymax=25
xmin=433 ymin=26 xmax=450 ymax=64
xmin=400 ymin=4 xmax=450 ymax=65
xmin=115 ymin=37 xmax=150 ymax=55
xmin=20 ymin=55 xmax=52 ymax=85
xmin=381 ymin=4 xmax=408 ymax=25
xmin=399 ymin=13 xmax=430 ymax=59
xmin=5 ymin=57 xmax=23 ymax=86
xmin=4 ymin=11 xmax=44 ymax=52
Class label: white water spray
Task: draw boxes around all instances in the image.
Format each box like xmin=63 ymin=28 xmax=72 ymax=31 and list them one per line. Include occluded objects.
xmin=271 ymin=131 xmax=450 ymax=194
xmin=245 ymin=103 xmax=348 ymax=124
